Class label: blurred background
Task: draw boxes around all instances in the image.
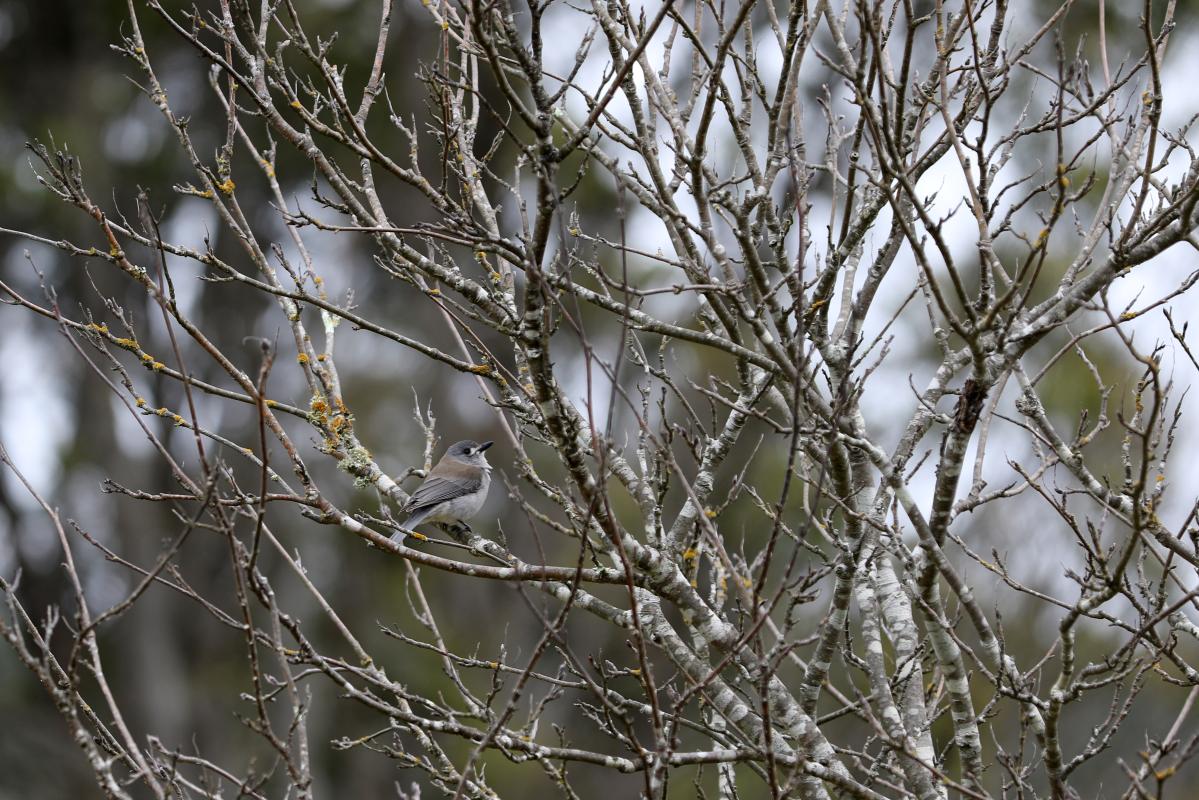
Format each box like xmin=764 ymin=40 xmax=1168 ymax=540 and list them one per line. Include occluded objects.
xmin=2 ymin=0 xmax=1199 ymax=797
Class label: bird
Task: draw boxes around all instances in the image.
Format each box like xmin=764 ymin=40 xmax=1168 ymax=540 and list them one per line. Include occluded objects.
xmin=390 ymin=440 xmax=493 ymax=542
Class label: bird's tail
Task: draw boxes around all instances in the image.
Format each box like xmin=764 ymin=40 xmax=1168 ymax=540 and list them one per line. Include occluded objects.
xmin=390 ymin=507 xmax=431 ymax=543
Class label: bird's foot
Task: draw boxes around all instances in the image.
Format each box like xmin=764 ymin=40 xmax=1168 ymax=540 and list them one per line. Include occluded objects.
xmin=443 ymin=521 xmax=474 ymax=544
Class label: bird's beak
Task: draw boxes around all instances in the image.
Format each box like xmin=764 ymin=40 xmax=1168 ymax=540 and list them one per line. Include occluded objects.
xmin=478 ymin=441 xmax=494 ymax=452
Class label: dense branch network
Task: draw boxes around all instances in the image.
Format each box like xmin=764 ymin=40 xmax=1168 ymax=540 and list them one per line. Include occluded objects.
xmin=3 ymin=0 xmax=1199 ymax=798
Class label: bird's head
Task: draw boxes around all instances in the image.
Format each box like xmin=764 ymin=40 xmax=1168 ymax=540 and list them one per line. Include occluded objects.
xmin=444 ymin=439 xmax=494 ymax=469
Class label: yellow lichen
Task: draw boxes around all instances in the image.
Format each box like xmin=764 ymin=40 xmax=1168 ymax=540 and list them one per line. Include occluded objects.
xmin=86 ymin=322 xmax=109 ymax=334
xmin=297 ymin=353 xmax=310 ymax=364
xmin=216 ymin=178 xmax=236 ymax=196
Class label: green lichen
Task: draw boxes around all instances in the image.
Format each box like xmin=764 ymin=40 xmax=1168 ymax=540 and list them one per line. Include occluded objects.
xmin=337 ymin=443 xmax=373 ymax=479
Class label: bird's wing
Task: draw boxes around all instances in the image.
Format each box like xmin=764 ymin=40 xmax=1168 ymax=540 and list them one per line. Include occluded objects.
xmin=403 ymin=473 xmax=482 ymax=513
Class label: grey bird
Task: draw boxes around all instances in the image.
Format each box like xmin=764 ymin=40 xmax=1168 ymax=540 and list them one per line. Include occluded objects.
xmin=391 ymin=440 xmax=493 ymax=542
